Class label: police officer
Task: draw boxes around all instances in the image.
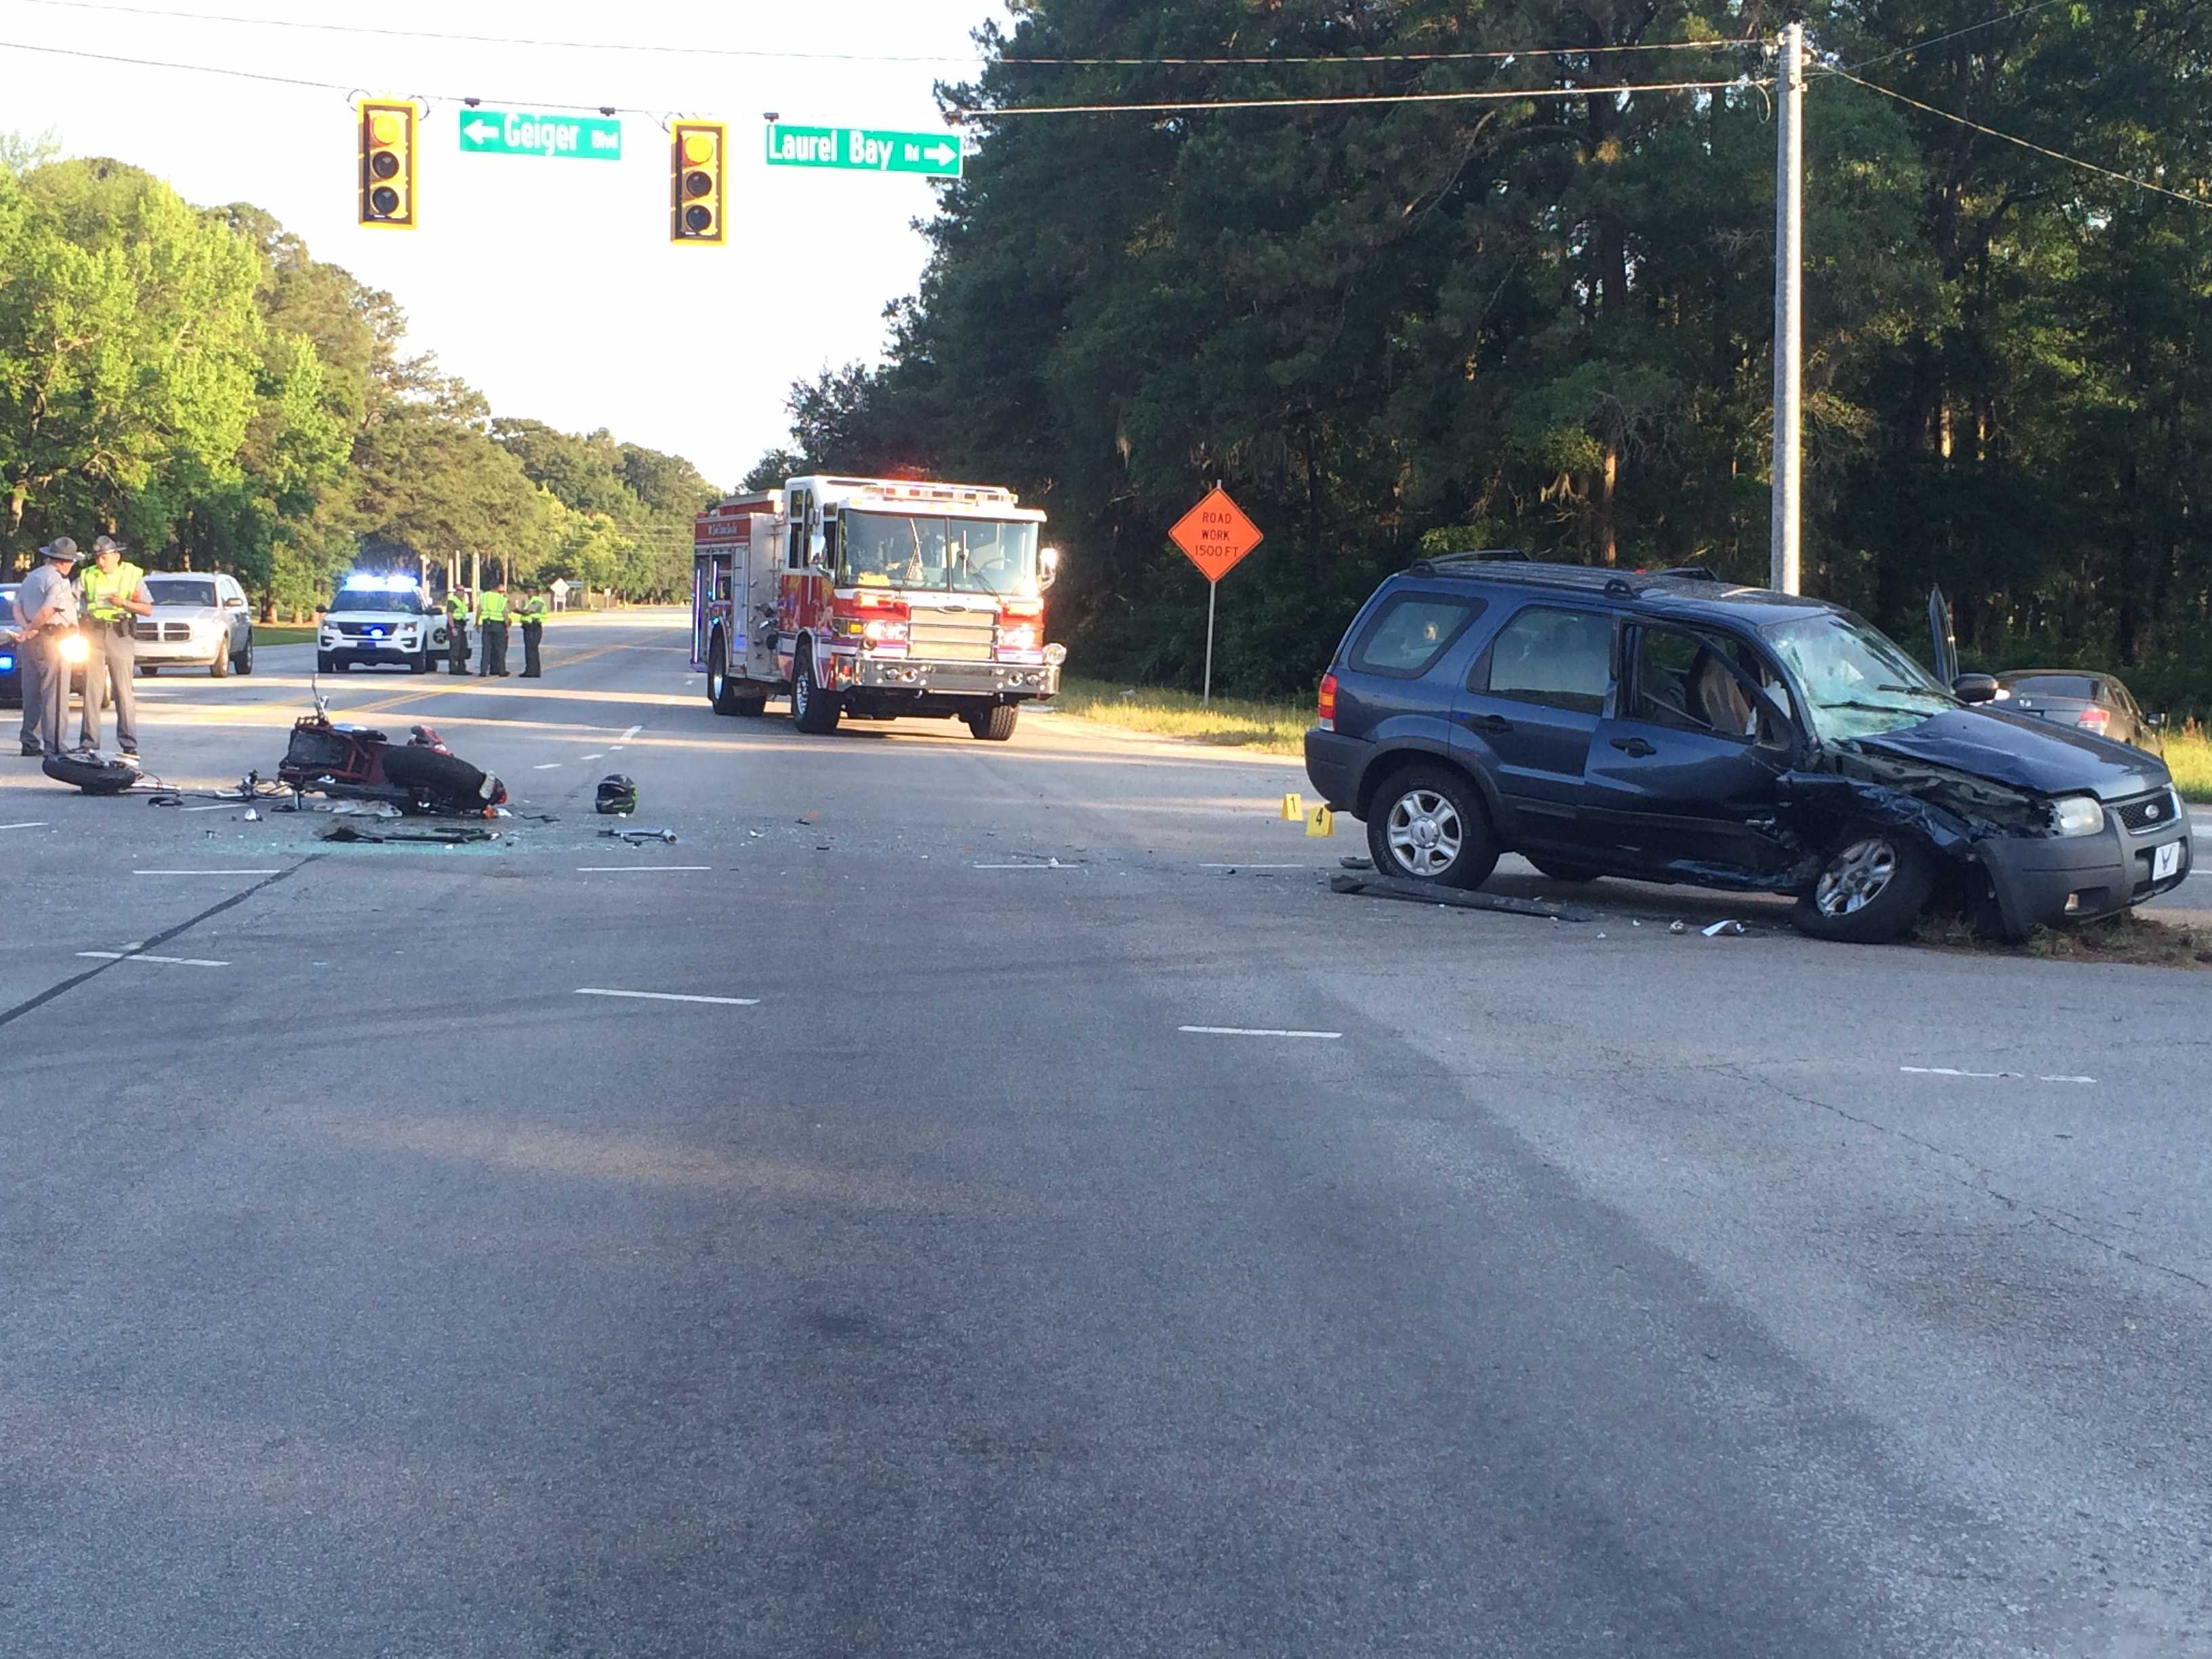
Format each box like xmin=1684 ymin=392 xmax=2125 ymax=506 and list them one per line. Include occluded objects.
xmin=516 ymin=586 xmax=550 ymax=678
xmin=476 ymin=581 xmax=511 ymax=676
xmin=15 ymin=538 xmax=83 ymax=759
xmin=444 ymin=584 xmax=473 ymax=674
xmin=77 ymin=534 xmax=152 ymax=755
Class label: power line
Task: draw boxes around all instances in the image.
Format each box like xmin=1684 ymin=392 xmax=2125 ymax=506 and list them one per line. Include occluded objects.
xmin=0 ymin=0 xmax=1764 ymax=67
xmin=960 ymin=77 xmax=1763 ymax=119
xmin=1830 ymin=68 xmax=2212 ymax=209
xmin=0 ymin=35 xmax=650 ymax=110
xmin=1835 ymin=0 xmax=2077 ymax=75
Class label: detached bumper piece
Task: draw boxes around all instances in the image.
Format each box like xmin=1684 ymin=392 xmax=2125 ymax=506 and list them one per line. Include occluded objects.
xmin=1330 ymin=872 xmax=1586 ymax=921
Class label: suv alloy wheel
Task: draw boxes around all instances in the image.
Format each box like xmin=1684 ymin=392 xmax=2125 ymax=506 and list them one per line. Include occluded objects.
xmin=1367 ymin=766 xmax=1500 ymax=889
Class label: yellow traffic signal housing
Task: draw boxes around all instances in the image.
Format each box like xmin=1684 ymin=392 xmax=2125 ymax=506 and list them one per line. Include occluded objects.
xmin=359 ymin=98 xmax=419 ymax=230
xmin=670 ymin=121 xmax=726 ymax=246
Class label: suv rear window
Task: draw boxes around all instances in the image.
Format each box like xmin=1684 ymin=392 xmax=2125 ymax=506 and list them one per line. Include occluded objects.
xmin=1349 ymin=594 xmax=1486 ymax=678
xmin=2001 ymin=674 xmax=2100 ymax=700
xmin=1481 ymin=606 xmax=1613 ymax=714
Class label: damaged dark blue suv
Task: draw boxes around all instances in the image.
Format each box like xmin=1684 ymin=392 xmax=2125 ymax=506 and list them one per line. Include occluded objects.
xmin=1304 ymin=556 xmax=2194 ymax=943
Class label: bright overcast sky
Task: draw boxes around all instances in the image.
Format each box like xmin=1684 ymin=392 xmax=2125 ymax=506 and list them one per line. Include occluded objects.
xmin=0 ymin=0 xmax=1012 ymax=489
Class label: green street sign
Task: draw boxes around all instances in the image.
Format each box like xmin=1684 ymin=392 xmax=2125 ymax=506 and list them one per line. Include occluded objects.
xmin=764 ymin=123 xmax=963 ymax=178
xmin=458 ymin=110 xmax=622 ymax=161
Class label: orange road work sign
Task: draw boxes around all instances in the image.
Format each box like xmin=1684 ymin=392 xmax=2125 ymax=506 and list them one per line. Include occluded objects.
xmin=1168 ymin=487 xmax=1263 ymax=583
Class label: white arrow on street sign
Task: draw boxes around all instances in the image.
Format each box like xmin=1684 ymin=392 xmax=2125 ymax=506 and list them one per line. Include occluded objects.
xmin=925 ymin=141 xmax=957 ymax=167
xmin=464 ymin=119 xmax=499 ymax=144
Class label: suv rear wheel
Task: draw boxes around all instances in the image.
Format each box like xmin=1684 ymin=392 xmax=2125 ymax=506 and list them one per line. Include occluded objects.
xmin=1367 ymin=766 xmax=1499 ymax=889
xmin=1792 ymin=826 xmax=1936 ymax=943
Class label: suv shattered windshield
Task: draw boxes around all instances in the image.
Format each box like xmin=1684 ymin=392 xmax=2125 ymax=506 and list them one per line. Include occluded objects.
xmin=841 ymin=512 xmax=1040 ymax=598
xmin=1765 ymin=612 xmax=1954 ymax=741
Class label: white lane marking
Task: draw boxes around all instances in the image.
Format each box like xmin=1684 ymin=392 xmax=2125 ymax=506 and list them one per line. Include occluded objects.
xmin=532 ymin=762 xmax=563 ymax=770
xmin=1 ymin=821 xmax=51 ymax=831
xmin=578 ymin=752 xmax=606 ymax=760
xmin=77 ymin=951 xmax=229 ymax=968
xmin=1200 ymin=863 xmax=1307 ymax=869
xmin=619 ymin=724 xmax=642 ymax=741
xmin=973 ymin=862 xmax=1081 ymax=870
xmin=176 ymin=803 xmax=237 ymax=813
xmin=1900 ymin=1065 xmax=2097 ymax=1084
xmin=134 ymin=869 xmax=282 ymax=876
xmin=574 ymin=865 xmax=712 ymax=873
xmin=1181 ymin=1025 xmax=1343 ymax=1040
xmin=575 ymin=987 xmax=758 ymax=1006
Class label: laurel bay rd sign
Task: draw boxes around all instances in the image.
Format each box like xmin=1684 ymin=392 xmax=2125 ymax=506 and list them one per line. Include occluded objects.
xmin=458 ymin=111 xmax=623 ymax=160
xmin=764 ymin=123 xmax=964 ymax=178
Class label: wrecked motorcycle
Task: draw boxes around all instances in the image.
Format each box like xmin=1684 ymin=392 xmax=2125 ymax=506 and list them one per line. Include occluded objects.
xmin=278 ymin=687 xmax=506 ymax=816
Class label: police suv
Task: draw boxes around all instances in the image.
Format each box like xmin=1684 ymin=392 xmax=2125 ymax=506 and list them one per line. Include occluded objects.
xmin=316 ymin=574 xmax=450 ymax=674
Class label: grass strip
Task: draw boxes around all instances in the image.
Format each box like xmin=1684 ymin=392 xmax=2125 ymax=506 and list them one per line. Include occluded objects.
xmin=1044 ymin=676 xmax=1309 ymax=754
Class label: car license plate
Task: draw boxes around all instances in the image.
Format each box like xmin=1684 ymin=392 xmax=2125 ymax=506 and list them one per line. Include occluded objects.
xmin=2154 ymin=841 xmax=2182 ymax=881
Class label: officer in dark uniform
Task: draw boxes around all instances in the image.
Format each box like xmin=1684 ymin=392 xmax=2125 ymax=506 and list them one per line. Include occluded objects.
xmin=444 ymin=586 xmax=472 ymax=674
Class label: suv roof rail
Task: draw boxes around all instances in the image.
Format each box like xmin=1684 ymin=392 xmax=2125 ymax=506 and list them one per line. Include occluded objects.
xmin=1406 ymin=554 xmax=1743 ymax=599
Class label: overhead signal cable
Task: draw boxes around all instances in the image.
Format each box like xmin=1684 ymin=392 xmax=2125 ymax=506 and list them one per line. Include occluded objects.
xmin=0 ymin=0 xmax=1761 ymax=66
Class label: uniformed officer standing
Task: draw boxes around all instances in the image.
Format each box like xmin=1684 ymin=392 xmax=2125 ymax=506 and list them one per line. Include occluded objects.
xmin=476 ymin=581 xmax=512 ymax=676
xmin=444 ymin=585 xmax=473 ymax=674
xmin=15 ymin=539 xmax=83 ymax=759
xmin=516 ymin=587 xmax=550 ymax=678
xmin=77 ymin=534 xmax=153 ymax=756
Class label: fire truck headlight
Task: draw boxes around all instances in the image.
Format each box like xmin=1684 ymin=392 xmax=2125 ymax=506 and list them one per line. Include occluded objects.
xmin=862 ymin=619 xmax=909 ymax=644
xmin=1044 ymin=643 xmax=1068 ymax=666
xmin=998 ymin=623 xmax=1038 ymax=653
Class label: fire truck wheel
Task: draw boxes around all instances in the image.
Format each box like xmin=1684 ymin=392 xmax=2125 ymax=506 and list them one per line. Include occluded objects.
xmin=708 ymin=636 xmax=746 ymax=715
xmin=966 ymin=703 xmax=1019 ymax=741
xmin=791 ymin=647 xmax=841 ymax=735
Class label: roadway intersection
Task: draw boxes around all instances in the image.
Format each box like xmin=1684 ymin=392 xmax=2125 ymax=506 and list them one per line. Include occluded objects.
xmin=3 ymin=610 xmax=2208 ymax=1657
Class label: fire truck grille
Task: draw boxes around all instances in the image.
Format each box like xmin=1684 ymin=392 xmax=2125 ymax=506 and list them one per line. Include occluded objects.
xmin=907 ymin=609 xmax=996 ymax=662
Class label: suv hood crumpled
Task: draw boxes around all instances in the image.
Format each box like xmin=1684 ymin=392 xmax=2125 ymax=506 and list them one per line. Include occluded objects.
xmin=1848 ymin=708 xmax=2164 ymax=802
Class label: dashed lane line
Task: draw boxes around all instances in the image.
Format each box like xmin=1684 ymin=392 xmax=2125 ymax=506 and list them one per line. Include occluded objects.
xmin=574 ymin=865 xmax=712 ymax=873
xmin=1 ymin=821 xmax=51 ymax=831
xmin=575 ymin=987 xmax=758 ymax=1006
xmin=532 ymin=763 xmax=562 ymax=770
xmin=1900 ymin=1065 xmax=2097 ymax=1084
xmin=77 ymin=951 xmax=229 ymax=968
xmin=1181 ymin=1025 xmax=1344 ymax=1040
xmin=134 ymin=869 xmax=283 ymax=876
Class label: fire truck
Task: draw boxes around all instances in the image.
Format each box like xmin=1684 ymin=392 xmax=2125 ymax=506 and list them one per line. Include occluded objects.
xmin=691 ymin=474 xmax=1065 ymax=739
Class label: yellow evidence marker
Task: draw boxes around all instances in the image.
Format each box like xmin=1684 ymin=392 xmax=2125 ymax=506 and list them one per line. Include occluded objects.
xmin=1281 ymin=792 xmax=1305 ymax=821
xmin=1306 ymin=804 xmax=1335 ymax=838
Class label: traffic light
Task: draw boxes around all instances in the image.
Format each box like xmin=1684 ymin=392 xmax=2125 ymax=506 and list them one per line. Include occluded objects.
xmin=670 ymin=121 xmax=726 ymax=246
xmin=358 ymin=98 xmax=419 ymax=230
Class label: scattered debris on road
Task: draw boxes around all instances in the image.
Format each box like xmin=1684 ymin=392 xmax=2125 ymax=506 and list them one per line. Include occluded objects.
xmin=320 ymin=823 xmax=500 ymax=846
xmin=1702 ymin=920 xmax=1749 ymax=937
xmin=600 ymin=827 xmax=678 ymax=845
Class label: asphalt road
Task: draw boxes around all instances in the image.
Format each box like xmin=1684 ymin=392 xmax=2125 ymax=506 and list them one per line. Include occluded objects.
xmin=3 ymin=610 xmax=2208 ymax=1658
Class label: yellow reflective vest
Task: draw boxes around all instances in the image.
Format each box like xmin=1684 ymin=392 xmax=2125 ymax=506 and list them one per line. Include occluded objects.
xmin=517 ymin=595 xmax=549 ymax=626
xmin=82 ymin=560 xmax=144 ymax=624
xmin=477 ymin=590 xmax=511 ymax=623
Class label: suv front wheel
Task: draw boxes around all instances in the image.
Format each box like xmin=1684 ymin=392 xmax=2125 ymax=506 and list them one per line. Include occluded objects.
xmin=1367 ymin=766 xmax=1500 ymax=889
xmin=1792 ymin=826 xmax=1936 ymax=943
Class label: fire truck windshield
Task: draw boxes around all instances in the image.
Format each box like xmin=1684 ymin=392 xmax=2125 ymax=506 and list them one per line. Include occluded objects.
xmin=840 ymin=512 xmax=1041 ymax=597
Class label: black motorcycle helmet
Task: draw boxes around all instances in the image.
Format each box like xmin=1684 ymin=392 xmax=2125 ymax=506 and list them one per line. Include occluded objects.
xmin=594 ymin=774 xmax=638 ymax=815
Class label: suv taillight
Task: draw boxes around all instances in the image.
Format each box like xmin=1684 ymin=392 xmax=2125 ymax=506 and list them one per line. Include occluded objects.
xmin=1317 ymin=672 xmax=1338 ymax=731
xmin=2076 ymin=706 xmax=2111 ymax=733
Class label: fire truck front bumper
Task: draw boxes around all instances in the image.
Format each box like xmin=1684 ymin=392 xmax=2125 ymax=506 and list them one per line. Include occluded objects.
xmin=842 ymin=656 xmax=1061 ymax=697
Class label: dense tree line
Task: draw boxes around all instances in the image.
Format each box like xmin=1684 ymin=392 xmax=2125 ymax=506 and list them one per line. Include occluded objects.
xmin=1 ymin=143 xmax=712 ymax=613
xmin=747 ymin=0 xmax=2212 ymax=711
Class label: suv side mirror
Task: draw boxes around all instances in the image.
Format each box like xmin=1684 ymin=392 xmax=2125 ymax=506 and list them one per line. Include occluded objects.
xmin=2149 ymin=710 xmax=2168 ymax=728
xmin=224 ymin=595 xmax=247 ymax=609
xmin=1952 ymin=673 xmax=2000 ymax=703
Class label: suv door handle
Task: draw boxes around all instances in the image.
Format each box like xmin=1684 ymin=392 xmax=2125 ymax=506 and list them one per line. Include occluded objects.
xmin=1465 ymin=714 xmax=1512 ymax=734
xmin=1610 ymin=737 xmax=1657 ymax=757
